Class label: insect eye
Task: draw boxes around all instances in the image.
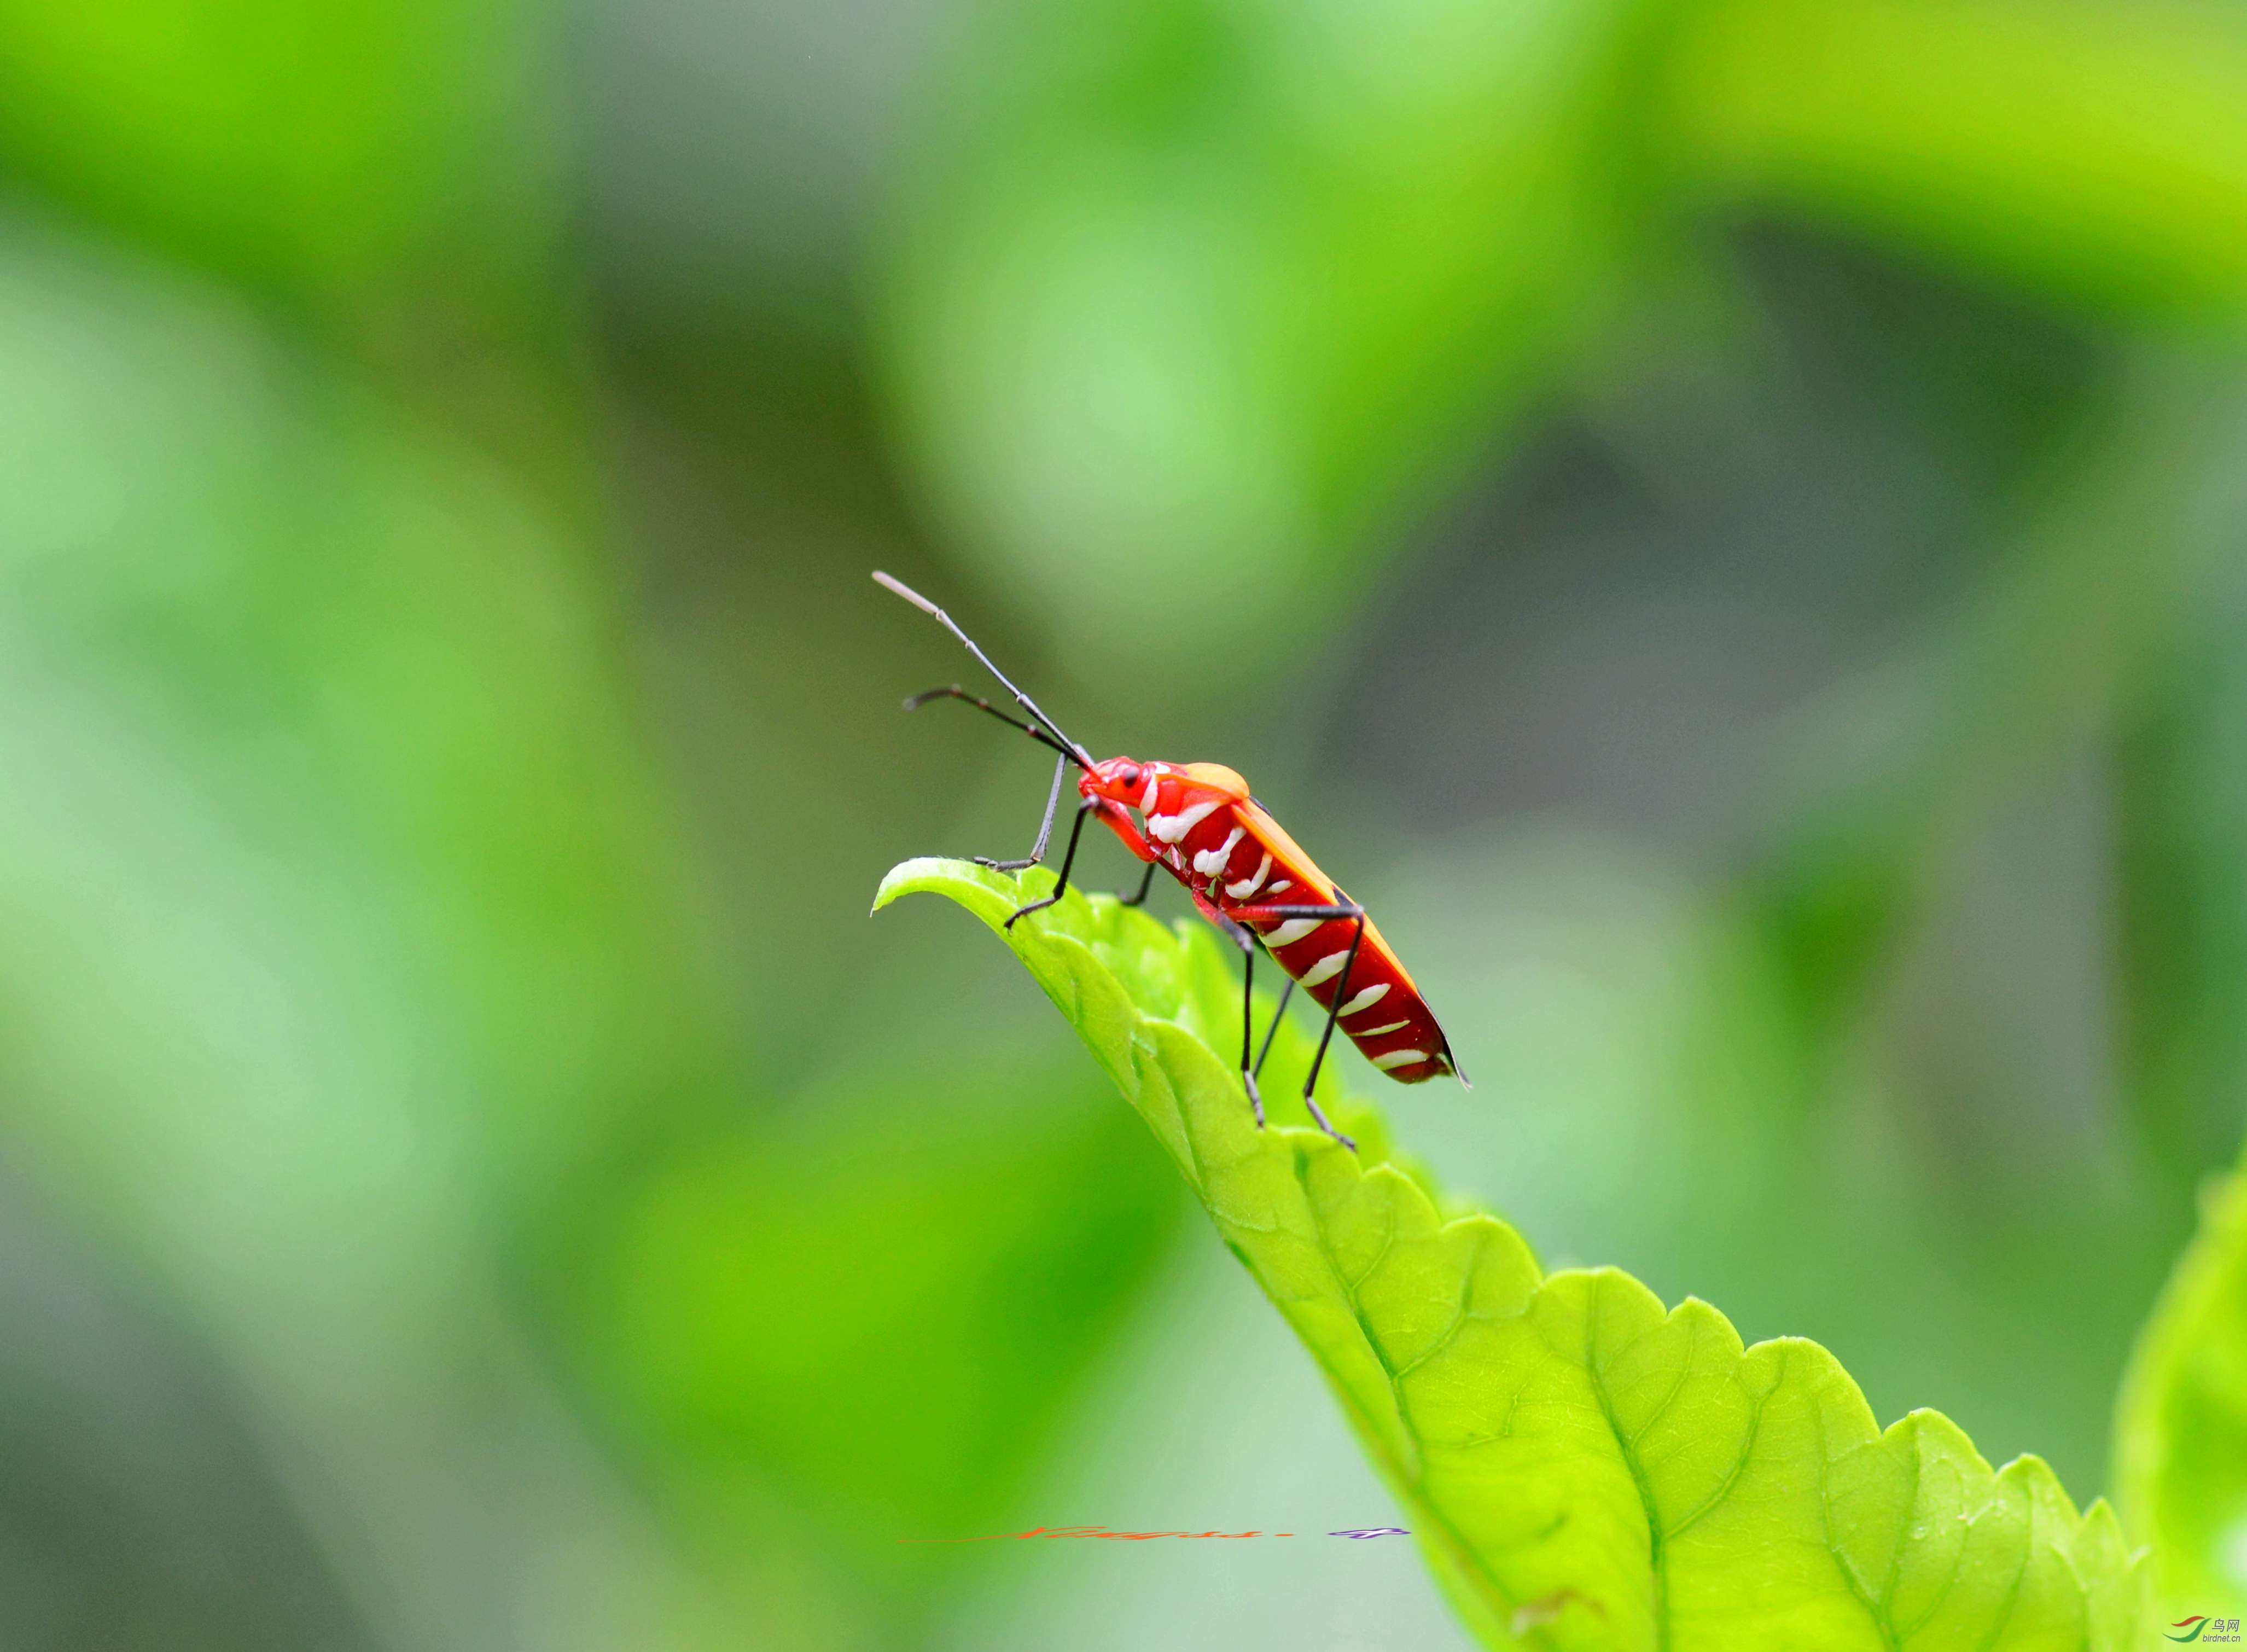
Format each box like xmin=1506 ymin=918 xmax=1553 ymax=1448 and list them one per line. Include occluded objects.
xmin=1116 ymin=764 xmax=1142 ymax=788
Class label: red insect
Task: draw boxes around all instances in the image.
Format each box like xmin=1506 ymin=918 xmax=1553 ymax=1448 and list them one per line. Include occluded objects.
xmin=876 ymin=571 xmax=1465 ymax=1150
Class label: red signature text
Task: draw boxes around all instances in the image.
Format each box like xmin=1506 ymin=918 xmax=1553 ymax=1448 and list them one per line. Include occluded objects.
xmin=900 ymin=1525 xmax=1410 ymax=1543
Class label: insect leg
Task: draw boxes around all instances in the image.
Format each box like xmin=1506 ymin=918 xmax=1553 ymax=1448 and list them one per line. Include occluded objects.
xmin=975 ymin=751 xmax=1069 ymax=871
xmin=1003 ymin=798 xmax=1095 ymax=929
xmin=1229 ymin=902 xmax=1365 ymax=1151
xmin=1117 ymin=860 xmax=1157 ymax=907
xmin=1251 ymin=978 xmax=1294 ymax=1080
xmin=1184 ymin=892 xmax=1270 ymax=1126
xmin=1093 ymin=797 xmax=1160 ymax=903
xmin=1300 ymin=909 xmax=1366 ymax=1152
xmin=1224 ymin=901 xmax=1365 ymax=1150
xmin=1221 ymin=916 xmax=1267 ymax=1127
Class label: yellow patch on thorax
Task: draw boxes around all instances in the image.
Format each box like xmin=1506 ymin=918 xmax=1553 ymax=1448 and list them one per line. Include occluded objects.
xmin=1178 ymin=761 xmax=1249 ymax=797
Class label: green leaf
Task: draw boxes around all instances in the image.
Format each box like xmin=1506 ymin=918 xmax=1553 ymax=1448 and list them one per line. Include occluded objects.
xmin=877 ymin=856 xmax=2150 ymax=1650
xmin=2117 ymin=1173 xmax=2247 ymax=1621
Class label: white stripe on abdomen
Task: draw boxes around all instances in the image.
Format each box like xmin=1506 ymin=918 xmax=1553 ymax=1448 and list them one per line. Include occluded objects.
xmin=1193 ymin=825 xmax=1244 ymax=877
xmin=1148 ymin=799 xmax=1221 ymax=843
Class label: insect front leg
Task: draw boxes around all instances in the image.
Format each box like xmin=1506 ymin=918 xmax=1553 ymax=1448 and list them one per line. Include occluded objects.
xmin=1003 ymin=797 xmax=1095 ymax=930
xmin=1093 ymin=798 xmax=1162 ymax=905
xmin=975 ymin=752 xmax=1069 ymax=872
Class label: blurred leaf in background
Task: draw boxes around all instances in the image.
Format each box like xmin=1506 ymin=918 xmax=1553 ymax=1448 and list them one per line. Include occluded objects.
xmin=1663 ymin=0 xmax=2247 ymax=318
xmin=0 ymin=0 xmax=1184 ymax=1644
xmin=2118 ymin=1173 xmax=2247 ymax=1622
xmin=0 ymin=201 xmax=736 ymax=1649
xmin=0 ymin=0 xmax=555 ymax=309
xmin=575 ymin=1054 xmax=1178 ymax=1643
xmin=877 ymin=0 xmax=1658 ymax=678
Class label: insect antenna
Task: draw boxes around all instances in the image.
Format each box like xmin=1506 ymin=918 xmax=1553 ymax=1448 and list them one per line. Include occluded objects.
xmin=873 ymin=572 xmax=1095 ymax=769
xmin=904 ymin=685 xmax=1076 ymax=761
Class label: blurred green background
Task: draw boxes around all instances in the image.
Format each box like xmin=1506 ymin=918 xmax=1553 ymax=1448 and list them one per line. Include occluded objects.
xmin=3 ymin=0 xmax=2247 ymax=1646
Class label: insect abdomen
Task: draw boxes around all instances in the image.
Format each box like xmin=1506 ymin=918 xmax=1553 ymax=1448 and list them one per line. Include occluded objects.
xmin=1152 ymin=783 xmax=1456 ymax=1085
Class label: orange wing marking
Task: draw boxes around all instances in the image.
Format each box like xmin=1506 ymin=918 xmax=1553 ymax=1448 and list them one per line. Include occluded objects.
xmin=1229 ymin=796 xmax=1337 ymax=905
xmin=1230 ymin=796 xmax=1423 ymax=1002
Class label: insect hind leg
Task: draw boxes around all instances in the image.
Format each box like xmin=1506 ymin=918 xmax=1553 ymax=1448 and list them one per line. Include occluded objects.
xmin=1229 ymin=901 xmax=1364 ymax=1153
xmin=1251 ymin=978 xmax=1293 ymax=1080
xmin=1300 ymin=1084 xmax=1355 ymax=1152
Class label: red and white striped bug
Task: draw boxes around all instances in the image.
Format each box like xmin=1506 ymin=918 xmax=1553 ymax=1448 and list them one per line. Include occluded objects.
xmin=875 ymin=571 xmax=1466 ymax=1150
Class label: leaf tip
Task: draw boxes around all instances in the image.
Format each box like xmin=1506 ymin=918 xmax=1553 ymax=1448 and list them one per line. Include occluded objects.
xmin=873 ymin=854 xmax=947 ymax=912
xmin=872 ymin=857 xmax=1029 ymax=930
